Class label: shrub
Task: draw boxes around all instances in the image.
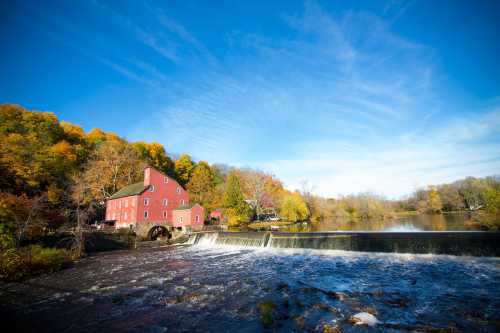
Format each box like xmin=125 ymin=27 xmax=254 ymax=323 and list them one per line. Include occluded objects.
xmin=0 ymin=248 xmax=26 ymax=281
xmin=26 ymin=245 xmax=70 ymax=274
xmin=0 ymin=245 xmax=71 ymax=281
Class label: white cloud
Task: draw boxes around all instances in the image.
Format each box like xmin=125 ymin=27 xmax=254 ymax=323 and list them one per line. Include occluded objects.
xmin=121 ymin=1 xmax=499 ymax=198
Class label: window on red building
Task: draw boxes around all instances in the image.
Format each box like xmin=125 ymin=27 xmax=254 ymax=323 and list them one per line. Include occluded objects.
xmin=144 ymin=211 xmax=149 ymax=219
xmin=144 ymin=198 xmax=150 ymax=206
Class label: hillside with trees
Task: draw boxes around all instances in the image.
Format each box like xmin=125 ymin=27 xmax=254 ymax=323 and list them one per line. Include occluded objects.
xmin=0 ymin=104 xmax=307 ymax=249
xmin=1 ymin=104 xmax=499 ymax=279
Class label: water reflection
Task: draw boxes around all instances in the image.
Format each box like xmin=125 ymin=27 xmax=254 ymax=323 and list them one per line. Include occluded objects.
xmin=279 ymin=213 xmax=475 ymax=232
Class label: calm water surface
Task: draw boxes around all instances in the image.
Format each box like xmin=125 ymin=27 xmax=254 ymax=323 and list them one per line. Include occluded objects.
xmin=279 ymin=213 xmax=476 ymax=232
xmin=1 ymin=244 xmax=498 ymax=332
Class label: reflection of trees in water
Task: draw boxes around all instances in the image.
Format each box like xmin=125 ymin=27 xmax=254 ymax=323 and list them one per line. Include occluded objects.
xmin=284 ymin=213 xmax=472 ymax=232
xmin=419 ymin=214 xmax=446 ymax=231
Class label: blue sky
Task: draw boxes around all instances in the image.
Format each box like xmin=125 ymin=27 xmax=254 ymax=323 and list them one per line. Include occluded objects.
xmin=1 ymin=0 xmax=499 ymax=198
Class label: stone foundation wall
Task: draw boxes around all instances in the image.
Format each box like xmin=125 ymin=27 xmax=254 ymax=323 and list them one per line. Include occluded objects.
xmin=135 ymin=221 xmax=172 ymax=239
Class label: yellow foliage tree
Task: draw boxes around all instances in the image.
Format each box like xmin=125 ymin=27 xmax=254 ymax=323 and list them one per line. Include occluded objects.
xmin=279 ymin=192 xmax=309 ymax=222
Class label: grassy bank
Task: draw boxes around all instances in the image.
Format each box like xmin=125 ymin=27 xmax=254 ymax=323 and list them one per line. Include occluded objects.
xmin=0 ymin=245 xmax=74 ymax=282
xmin=0 ymin=230 xmax=137 ymax=282
xmin=247 ymin=221 xmax=297 ymax=230
xmin=465 ymin=212 xmax=500 ymax=230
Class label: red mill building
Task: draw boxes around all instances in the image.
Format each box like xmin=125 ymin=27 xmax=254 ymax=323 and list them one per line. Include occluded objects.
xmin=105 ymin=166 xmax=204 ymax=239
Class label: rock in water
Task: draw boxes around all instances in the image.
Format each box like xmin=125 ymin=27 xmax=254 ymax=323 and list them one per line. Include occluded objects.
xmin=350 ymin=312 xmax=380 ymax=326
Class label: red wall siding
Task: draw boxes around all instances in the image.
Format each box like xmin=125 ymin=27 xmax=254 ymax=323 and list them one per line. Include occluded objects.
xmin=105 ymin=167 xmax=196 ymax=229
xmin=105 ymin=196 xmax=138 ymax=229
xmin=172 ymin=204 xmax=204 ymax=228
xmin=136 ymin=167 xmax=189 ymax=225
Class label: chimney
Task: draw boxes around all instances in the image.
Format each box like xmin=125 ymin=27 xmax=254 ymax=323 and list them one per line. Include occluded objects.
xmin=144 ymin=167 xmax=151 ymax=186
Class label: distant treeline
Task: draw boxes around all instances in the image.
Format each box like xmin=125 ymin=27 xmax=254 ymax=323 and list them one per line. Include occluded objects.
xmin=302 ymin=176 xmax=499 ymax=229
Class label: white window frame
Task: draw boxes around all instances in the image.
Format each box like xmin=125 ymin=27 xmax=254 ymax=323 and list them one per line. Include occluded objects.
xmin=144 ymin=211 xmax=149 ymax=219
xmin=164 ymin=177 xmax=169 ymax=183
xmin=163 ymin=211 xmax=167 ymax=219
xmin=163 ymin=198 xmax=168 ymax=206
xmin=195 ymin=215 xmax=200 ymax=223
xmin=149 ymin=185 xmax=155 ymax=192
xmin=179 ymin=216 xmax=183 ymax=223
xmin=176 ymin=187 xmax=181 ymax=194
xmin=181 ymin=199 xmax=185 ymax=205
xmin=144 ymin=198 xmax=150 ymax=206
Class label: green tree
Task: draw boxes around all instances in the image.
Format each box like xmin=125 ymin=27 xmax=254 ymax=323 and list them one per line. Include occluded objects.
xmin=483 ymin=188 xmax=500 ymax=215
xmin=174 ymin=154 xmax=195 ymax=187
xmin=223 ymin=171 xmax=252 ymax=226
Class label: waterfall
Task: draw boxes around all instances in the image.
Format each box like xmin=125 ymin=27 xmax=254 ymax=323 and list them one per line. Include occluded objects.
xmin=216 ymin=232 xmax=269 ymax=247
xmin=187 ymin=231 xmax=500 ymax=256
xmin=187 ymin=232 xmax=219 ymax=246
xmin=188 ymin=232 xmax=269 ymax=247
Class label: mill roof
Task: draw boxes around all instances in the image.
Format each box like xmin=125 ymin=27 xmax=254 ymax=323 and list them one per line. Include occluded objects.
xmin=108 ymin=182 xmax=149 ymax=200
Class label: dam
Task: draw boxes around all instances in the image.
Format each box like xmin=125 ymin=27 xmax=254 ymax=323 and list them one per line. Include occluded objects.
xmin=3 ymin=232 xmax=499 ymax=332
xmin=188 ymin=231 xmax=500 ymax=256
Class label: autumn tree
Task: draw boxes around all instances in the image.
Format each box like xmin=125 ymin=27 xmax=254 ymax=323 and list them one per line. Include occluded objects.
xmin=0 ymin=192 xmax=48 ymax=247
xmin=82 ymin=138 xmax=145 ymax=205
xmin=174 ymin=154 xmax=195 ymax=187
xmin=458 ymin=177 xmax=487 ymax=210
xmin=426 ymin=187 xmax=443 ymax=213
xmin=187 ymin=161 xmax=215 ymax=211
xmin=0 ymin=104 xmax=83 ymax=196
xmin=279 ymin=192 xmax=309 ymax=222
xmin=133 ymin=141 xmax=175 ymax=176
xmin=240 ymin=171 xmax=268 ymax=220
xmin=438 ymin=184 xmax=464 ymax=212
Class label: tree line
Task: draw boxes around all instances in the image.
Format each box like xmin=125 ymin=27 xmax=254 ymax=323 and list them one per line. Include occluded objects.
xmin=0 ymin=104 xmax=312 ymax=249
xmin=301 ymin=176 xmax=500 ymax=229
xmin=1 ymin=103 xmax=499 ymax=250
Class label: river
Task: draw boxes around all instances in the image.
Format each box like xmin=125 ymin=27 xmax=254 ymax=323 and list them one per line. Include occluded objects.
xmin=1 ymin=242 xmax=499 ymax=332
xmin=277 ymin=212 xmax=477 ymax=232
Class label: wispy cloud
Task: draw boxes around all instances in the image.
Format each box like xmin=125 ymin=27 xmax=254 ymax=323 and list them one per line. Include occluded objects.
xmin=130 ymin=1 xmax=499 ymax=198
xmin=265 ymin=101 xmax=500 ymax=198
xmin=17 ymin=0 xmax=499 ymax=198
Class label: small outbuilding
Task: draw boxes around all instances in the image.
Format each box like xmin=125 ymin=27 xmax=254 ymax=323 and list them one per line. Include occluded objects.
xmin=209 ymin=209 xmax=223 ymax=221
xmin=172 ymin=203 xmax=204 ymax=232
